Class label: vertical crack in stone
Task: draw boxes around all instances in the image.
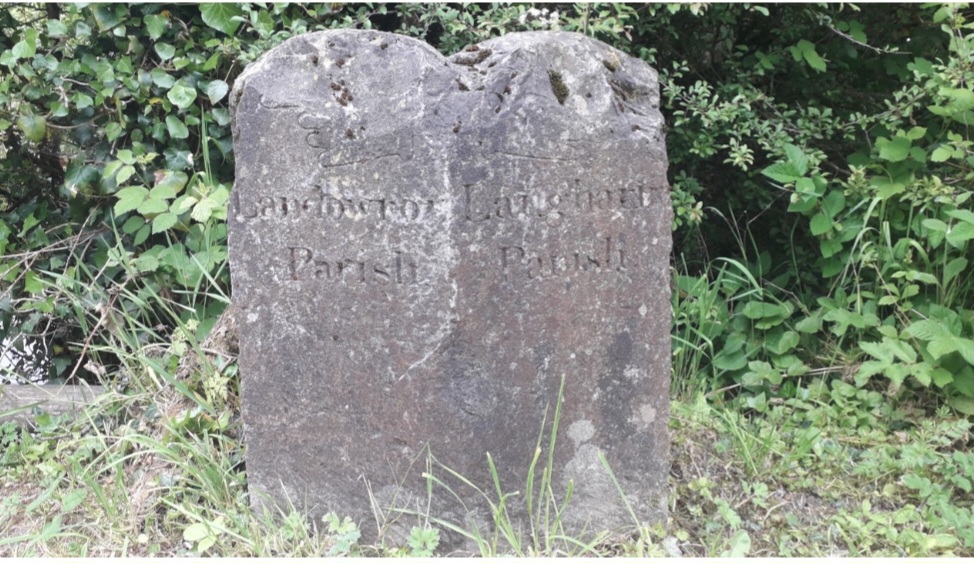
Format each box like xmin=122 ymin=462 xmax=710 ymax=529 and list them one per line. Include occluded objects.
xmin=397 ymin=164 xmax=458 ymax=382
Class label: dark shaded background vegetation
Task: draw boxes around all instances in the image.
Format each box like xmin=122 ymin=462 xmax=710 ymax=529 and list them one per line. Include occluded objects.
xmin=1 ymin=4 xmax=971 ymax=415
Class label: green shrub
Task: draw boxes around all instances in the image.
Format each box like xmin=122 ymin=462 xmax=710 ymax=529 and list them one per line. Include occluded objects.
xmin=1 ymin=3 xmax=970 ymax=414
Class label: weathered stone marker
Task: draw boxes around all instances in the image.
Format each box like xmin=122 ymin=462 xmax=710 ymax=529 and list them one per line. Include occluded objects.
xmin=229 ymin=29 xmax=671 ymax=547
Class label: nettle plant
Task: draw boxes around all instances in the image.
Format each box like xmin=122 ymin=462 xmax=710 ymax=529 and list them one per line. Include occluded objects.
xmin=757 ymin=5 xmax=973 ymax=413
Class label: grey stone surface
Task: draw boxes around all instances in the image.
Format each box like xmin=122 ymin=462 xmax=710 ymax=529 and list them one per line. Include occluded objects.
xmin=229 ymin=29 xmax=671 ymax=549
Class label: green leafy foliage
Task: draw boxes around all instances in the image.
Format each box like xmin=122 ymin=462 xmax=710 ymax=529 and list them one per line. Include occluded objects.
xmin=407 ymin=526 xmax=441 ymax=557
xmin=0 ymin=4 xmax=970 ymax=553
xmin=323 ymin=513 xmax=361 ymax=556
xmin=0 ymin=0 xmax=968 ymax=430
xmin=0 ymin=4 xmax=378 ymax=382
xmin=660 ymin=3 xmax=972 ymax=416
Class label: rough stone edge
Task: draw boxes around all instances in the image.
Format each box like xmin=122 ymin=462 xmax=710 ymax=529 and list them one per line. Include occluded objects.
xmin=0 ymin=383 xmax=106 ymax=427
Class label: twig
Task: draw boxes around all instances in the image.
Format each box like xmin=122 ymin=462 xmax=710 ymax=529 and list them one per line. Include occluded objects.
xmin=704 ymin=365 xmax=852 ymax=399
xmin=764 ymin=501 xmax=789 ymax=519
xmin=827 ymin=25 xmax=907 ymax=56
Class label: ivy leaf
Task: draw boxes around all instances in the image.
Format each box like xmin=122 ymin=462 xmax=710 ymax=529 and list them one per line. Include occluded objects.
xmin=95 ymin=61 xmax=115 ymax=85
xmin=64 ymin=161 xmax=99 ymax=192
xmin=211 ymin=108 xmax=231 ymax=126
xmin=16 ymin=114 xmax=47 ymax=142
xmin=24 ymin=271 xmax=43 ymax=294
xmin=154 ymin=42 xmax=176 ymax=61
xmin=46 ymin=19 xmax=68 ymax=37
xmin=92 ymin=4 xmax=124 ymax=31
xmin=164 ymin=148 xmax=193 ymax=170
xmin=143 ymin=14 xmax=168 ymax=40
xmin=167 ymin=80 xmax=197 ymax=109
xmin=11 ymin=29 xmax=38 ymax=59
xmin=151 ymin=68 xmax=175 ymax=88
xmin=204 ymin=80 xmax=229 ymax=104
xmin=72 ymin=92 xmax=95 ymax=109
xmin=166 ymin=115 xmax=189 ymax=139
xmin=115 ymin=186 xmax=149 ymax=215
xmin=200 ymin=4 xmax=244 ymax=35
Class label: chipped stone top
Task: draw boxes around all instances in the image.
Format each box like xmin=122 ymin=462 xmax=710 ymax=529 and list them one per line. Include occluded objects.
xmin=231 ymin=30 xmax=665 ymax=165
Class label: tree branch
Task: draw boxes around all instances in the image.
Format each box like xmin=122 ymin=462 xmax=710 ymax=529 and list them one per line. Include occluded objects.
xmin=827 ymin=25 xmax=908 ymax=56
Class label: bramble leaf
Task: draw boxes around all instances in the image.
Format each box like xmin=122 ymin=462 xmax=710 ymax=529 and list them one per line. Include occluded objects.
xmin=152 ymin=212 xmax=178 ymax=234
xmin=115 ymin=186 xmax=149 ymax=215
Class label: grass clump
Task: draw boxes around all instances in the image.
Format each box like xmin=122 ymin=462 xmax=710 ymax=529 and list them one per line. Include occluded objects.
xmin=1 ymin=234 xmax=971 ymax=557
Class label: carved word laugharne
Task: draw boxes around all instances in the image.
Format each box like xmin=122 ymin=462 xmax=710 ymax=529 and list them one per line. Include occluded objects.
xmin=462 ymin=181 xmax=658 ymax=226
